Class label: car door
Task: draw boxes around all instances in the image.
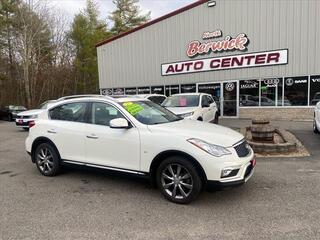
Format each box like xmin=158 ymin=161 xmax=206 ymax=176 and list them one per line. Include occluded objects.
xmin=201 ymin=95 xmax=215 ymax=122
xmin=47 ymin=102 xmax=88 ymax=162
xmin=84 ymin=102 xmax=140 ymax=171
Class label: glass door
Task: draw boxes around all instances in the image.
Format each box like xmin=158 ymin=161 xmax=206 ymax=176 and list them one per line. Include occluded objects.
xmin=222 ymin=81 xmax=238 ymax=117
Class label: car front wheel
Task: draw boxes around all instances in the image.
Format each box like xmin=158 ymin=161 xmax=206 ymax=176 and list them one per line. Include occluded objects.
xmin=35 ymin=143 xmax=61 ymax=176
xmin=156 ymin=156 xmax=202 ymax=204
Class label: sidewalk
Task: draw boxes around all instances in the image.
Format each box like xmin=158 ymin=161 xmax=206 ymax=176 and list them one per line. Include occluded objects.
xmin=219 ymin=118 xmax=312 ymax=131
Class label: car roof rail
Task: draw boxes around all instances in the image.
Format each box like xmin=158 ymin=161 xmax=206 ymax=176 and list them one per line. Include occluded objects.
xmin=56 ymin=94 xmax=115 ymax=101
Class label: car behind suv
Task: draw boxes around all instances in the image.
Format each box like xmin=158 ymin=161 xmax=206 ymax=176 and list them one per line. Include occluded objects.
xmin=26 ymin=96 xmax=255 ymax=203
xmin=162 ymin=93 xmax=219 ymax=123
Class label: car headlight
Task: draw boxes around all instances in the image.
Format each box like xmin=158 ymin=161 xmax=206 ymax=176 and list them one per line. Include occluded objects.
xmin=30 ymin=115 xmax=38 ymax=119
xmin=187 ymin=138 xmax=231 ymax=157
xmin=179 ymin=112 xmax=194 ymax=118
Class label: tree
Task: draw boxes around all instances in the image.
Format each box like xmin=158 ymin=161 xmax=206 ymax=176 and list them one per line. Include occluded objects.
xmin=109 ymin=0 xmax=150 ymax=35
xmin=69 ymin=0 xmax=110 ymax=94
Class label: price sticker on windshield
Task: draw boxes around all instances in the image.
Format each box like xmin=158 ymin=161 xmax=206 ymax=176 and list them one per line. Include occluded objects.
xmin=123 ymin=102 xmax=144 ymax=116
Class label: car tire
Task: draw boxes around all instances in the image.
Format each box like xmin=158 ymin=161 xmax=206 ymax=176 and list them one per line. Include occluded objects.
xmin=313 ymin=119 xmax=319 ymax=134
xmin=35 ymin=143 xmax=61 ymax=176
xmin=23 ymin=127 xmax=29 ymax=131
xmin=197 ymin=117 xmax=203 ymax=121
xmin=156 ymin=156 xmax=202 ymax=204
xmin=8 ymin=114 xmax=12 ymax=122
xmin=213 ymin=113 xmax=219 ymax=124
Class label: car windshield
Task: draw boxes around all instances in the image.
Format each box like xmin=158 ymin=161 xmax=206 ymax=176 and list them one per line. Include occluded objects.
xmin=120 ymin=101 xmax=181 ymax=125
xmin=162 ymin=95 xmax=200 ymax=107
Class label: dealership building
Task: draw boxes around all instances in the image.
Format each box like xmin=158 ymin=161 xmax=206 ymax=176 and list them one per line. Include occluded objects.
xmin=96 ymin=0 xmax=320 ymax=119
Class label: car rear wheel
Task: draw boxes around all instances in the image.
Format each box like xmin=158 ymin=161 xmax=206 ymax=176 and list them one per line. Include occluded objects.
xmin=156 ymin=156 xmax=202 ymax=204
xmin=313 ymin=119 xmax=319 ymax=134
xmin=35 ymin=143 xmax=61 ymax=176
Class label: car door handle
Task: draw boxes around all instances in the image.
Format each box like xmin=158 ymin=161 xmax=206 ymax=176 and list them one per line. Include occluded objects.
xmin=47 ymin=129 xmax=57 ymax=134
xmin=86 ymin=134 xmax=98 ymax=139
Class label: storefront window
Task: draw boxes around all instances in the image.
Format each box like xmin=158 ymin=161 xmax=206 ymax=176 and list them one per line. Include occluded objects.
xmin=181 ymin=84 xmax=196 ymax=93
xmin=138 ymin=87 xmax=151 ymax=94
xmin=310 ymin=75 xmax=320 ymax=105
xmin=151 ymin=86 xmax=164 ymax=95
xmin=165 ymin=85 xmax=180 ymax=96
xmin=260 ymin=78 xmax=280 ymax=107
xmin=284 ymin=76 xmax=308 ymax=106
xmin=198 ymin=83 xmax=221 ymax=106
xmin=125 ymin=87 xmax=137 ymax=95
xmin=113 ymin=88 xmax=124 ymax=95
xmin=239 ymin=79 xmax=259 ymax=106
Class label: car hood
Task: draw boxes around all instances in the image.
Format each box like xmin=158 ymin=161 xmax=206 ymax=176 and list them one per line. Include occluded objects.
xmin=147 ymin=119 xmax=244 ymax=147
xmin=17 ymin=109 xmax=44 ymax=116
xmin=165 ymin=107 xmax=198 ymax=115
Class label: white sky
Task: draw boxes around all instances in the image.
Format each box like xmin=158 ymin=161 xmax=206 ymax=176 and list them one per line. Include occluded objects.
xmin=49 ymin=0 xmax=197 ymax=26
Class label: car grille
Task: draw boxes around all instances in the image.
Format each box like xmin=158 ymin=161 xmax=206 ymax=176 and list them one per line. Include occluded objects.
xmin=234 ymin=140 xmax=250 ymax=158
xmin=17 ymin=115 xmax=31 ymax=119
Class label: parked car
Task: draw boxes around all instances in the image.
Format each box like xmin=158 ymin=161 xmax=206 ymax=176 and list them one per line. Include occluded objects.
xmin=310 ymin=92 xmax=320 ymax=105
xmin=0 ymin=105 xmax=27 ymax=121
xmin=313 ymin=102 xmax=320 ymax=133
xmin=131 ymin=94 xmax=167 ymax=105
xmin=25 ymin=96 xmax=255 ymax=204
xmin=16 ymin=100 xmax=57 ymax=130
xmin=162 ymin=93 xmax=219 ymax=123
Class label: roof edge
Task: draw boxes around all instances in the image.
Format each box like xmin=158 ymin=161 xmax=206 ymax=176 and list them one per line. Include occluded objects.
xmin=95 ymin=0 xmax=208 ymax=48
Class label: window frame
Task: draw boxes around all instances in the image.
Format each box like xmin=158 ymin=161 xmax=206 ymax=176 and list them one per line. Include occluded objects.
xmin=87 ymin=101 xmax=135 ymax=128
xmin=48 ymin=101 xmax=90 ymax=123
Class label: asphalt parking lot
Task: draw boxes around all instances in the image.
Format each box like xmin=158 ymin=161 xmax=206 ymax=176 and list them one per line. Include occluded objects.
xmin=1 ymin=120 xmax=320 ymax=240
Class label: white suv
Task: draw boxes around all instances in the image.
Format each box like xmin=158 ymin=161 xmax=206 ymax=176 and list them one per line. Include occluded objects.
xmin=25 ymin=96 xmax=255 ymax=204
xmin=162 ymin=93 xmax=219 ymax=123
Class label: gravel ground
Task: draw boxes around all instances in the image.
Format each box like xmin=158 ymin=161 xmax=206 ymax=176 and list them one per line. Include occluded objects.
xmin=1 ymin=120 xmax=320 ymax=240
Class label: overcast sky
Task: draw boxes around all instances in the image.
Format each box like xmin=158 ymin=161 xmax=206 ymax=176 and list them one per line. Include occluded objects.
xmin=49 ymin=0 xmax=197 ymax=26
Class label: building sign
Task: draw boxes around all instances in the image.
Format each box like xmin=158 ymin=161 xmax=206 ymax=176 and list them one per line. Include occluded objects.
xmin=113 ymin=88 xmax=124 ymax=95
xmin=151 ymin=86 xmax=164 ymax=94
xmin=181 ymin=84 xmax=196 ymax=93
xmin=161 ymin=49 xmax=288 ymax=76
xmin=125 ymin=87 xmax=137 ymax=95
xmin=101 ymin=88 xmax=112 ymax=95
xmin=138 ymin=86 xmax=151 ymax=94
xmin=187 ymin=32 xmax=249 ymax=58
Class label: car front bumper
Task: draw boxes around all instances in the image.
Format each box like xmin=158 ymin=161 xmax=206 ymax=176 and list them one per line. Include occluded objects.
xmin=206 ymin=158 xmax=255 ymax=189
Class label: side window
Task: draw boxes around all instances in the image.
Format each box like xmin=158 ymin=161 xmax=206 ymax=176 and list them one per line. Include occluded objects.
xmin=49 ymin=102 xmax=87 ymax=123
xmin=91 ymin=102 xmax=124 ymax=126
xmin=208 ymin=96 xmax=214 ymax=104
xmin=201 ymin=95 xmax=209 ymax=107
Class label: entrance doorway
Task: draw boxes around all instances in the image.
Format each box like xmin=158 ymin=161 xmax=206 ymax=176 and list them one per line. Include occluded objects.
xmin=222 ymin=81 xmax=238 ymax=117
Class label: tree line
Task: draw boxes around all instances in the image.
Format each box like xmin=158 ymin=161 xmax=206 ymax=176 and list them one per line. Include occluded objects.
xmin=0 ymin=0 xmax=150 ymax=108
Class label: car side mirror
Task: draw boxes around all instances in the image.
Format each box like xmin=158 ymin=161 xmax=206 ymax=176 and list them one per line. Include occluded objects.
xmin=110 ymin=118 xmax=131 ymax=129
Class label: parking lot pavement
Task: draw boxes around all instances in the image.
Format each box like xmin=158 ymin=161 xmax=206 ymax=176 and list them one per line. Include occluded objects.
xmin=1 ymin=121 xmax=320 ymax=240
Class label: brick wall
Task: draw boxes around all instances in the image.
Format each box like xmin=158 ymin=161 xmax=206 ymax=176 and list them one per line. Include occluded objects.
xmin=239 ymin=107 xmax=314 ymax=120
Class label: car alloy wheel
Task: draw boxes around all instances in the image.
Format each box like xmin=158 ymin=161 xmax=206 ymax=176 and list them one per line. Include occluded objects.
xmin=35 ymin=143 xmax=61 ymax=176
xmin=157 ymin=156 xmax=202 ymax=204
xmin=36 ymin=147 xmax=54 ymax=174
xmin=161 ymin=163 xmax=193 ymax=200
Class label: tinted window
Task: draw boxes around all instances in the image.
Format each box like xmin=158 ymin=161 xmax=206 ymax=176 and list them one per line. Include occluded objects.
xmin=91 ymin=102 xmax=124 ymax=126
xmin=50 ymin=102 xmax=87 ymax=122
xmin=239 ymin=80 xmax=259 ymax=106
xmin=284 ymin=76 xmax=308 ymax=106
xmin=148 ymin=96 xmax=166 ymax=105
xmin=201 ymin=95 xmax=210 ymax=107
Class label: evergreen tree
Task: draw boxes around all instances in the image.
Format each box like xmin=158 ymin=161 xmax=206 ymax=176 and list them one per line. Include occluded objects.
xmin=109 ymin=0 xmax=150 ymax=35
xmin=69 ymin=0 xmax=110 ymax=93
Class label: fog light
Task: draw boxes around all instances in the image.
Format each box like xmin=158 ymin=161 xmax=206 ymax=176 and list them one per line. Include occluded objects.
xmin=221 ymin=168 xmax=239 ymax=178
